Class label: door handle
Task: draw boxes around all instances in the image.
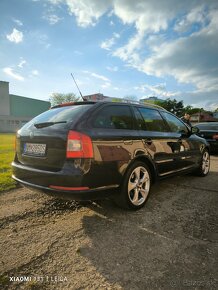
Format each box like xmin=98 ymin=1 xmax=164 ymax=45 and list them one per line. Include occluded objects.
xmin=143 ymin=138 xmax=153 ymax=145
xmin=124 ymin=140 xmax=133 ymax=145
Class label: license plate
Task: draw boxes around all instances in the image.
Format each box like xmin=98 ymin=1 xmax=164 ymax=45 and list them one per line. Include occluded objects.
xmin=24 ymin=143 xmax=46 ymax=156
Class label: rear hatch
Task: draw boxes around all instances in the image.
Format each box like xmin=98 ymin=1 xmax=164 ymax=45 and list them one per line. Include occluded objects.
xmin=15 ymin=103 xmax=93 ymax=171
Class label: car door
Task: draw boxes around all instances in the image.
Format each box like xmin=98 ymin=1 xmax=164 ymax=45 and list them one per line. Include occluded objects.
xmin=160 ymin=111 xmax=197 ymax=170
xmin=133 ymin=106 xmax=182 ymax=176
xmin=85 ymin=103 xmax=139 ymax=187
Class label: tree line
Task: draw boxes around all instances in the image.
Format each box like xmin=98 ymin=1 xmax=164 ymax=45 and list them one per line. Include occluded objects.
xmin=49 ymin=93 xmax=218 ymax=117
xmin=153 ymin=98 xmax=217 ymax=117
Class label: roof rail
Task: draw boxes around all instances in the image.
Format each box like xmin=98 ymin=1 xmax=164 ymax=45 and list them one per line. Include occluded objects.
xmin=95 ymin=97 xmax=165 ymax=110
xmin=50 ymin=97 xmax=165 ymax=110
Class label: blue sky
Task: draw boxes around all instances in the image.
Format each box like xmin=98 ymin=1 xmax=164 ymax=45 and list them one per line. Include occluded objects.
xmin=0 ymin=0 xmax=218 ymax=110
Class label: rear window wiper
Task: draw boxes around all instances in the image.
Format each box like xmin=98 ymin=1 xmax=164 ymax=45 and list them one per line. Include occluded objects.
xmin=34 ymin=121 xmax=67 ymax=128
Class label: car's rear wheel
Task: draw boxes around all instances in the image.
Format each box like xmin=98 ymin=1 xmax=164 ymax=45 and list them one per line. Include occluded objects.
xmin=115 ymin=161 xmax=151 ymax=210
xmin=196 ymin=149 xmax=210 ymax=176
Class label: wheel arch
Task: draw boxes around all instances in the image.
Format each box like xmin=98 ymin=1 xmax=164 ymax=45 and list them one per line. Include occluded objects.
xmin=122 ymin=154 xmax=157 ymax=184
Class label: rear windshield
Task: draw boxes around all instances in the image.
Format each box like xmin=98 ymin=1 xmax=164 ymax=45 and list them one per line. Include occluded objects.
xmin=195 ymin=123 xmax=218 ymax=130
xmin=22 ymin=104 xmax=93 ymax=129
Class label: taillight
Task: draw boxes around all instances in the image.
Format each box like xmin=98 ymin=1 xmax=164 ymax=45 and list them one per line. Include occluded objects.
xmin=213 ymin=133 xmax=218 ymax=140
xmin=66 ymin=130 xmax=93 ymax=158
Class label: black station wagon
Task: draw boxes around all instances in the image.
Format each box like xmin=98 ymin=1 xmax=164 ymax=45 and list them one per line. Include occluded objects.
xmin=12 ymin=101 xmax=210 ymax=210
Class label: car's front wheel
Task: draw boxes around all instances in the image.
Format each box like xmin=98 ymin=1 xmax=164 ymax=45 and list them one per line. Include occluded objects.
xmin=196 ymin=149 xmax=210 ymax=177
xmin=115 ymin=161 xmax=151 ymax=210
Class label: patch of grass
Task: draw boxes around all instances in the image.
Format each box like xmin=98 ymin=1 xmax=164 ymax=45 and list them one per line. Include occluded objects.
xmin=0 ymin=274 xmax=9 ymax=287
xmin=0 ymin=133 xmax=17 ymax=191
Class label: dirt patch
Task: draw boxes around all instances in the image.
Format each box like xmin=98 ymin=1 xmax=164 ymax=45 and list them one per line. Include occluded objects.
xmin=0 ymin=156 xmax=218 ymax=289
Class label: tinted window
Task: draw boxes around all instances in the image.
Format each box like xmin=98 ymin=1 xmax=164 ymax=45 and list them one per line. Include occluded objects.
xmin=137 ymin=108 xmax=168 ymax=132
xmin=22 ymin=104 xmax=92 ymax=129
xmin=93 ymin=105 xmax=133 ymax=129
xmin=162 ymin=112 xmax=189 ymax=133
xmin=195 ymin=123 xmax=218 ymax=130
xmin=133 ymin=107 xmax=146 ymax=130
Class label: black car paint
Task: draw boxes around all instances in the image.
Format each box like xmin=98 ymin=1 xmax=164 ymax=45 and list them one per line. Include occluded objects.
xmin=12 ymin=102 xmax=209 ymax=200
xmin=194 ymin=122 xmax=218 ymax=153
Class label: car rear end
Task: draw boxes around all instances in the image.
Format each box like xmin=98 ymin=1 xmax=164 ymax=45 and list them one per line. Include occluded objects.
xmin=195 ymin=123 xmax=218 ymax=153
xmin=12 ymin=102 xmax=103 ymax=199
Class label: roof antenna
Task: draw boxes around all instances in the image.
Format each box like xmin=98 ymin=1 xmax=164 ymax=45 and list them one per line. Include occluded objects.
xmin=71 ymin=73 xmax=85 ymax=101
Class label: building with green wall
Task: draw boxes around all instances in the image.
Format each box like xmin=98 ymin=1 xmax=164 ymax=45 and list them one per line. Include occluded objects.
xmin=0 ymin=81 xmax=50 ymax=132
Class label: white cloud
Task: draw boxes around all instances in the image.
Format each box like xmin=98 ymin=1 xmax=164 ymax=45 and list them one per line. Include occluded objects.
xmin=174 ymin=5 xmax=207 ymax=32
xmin=29 ymin=31 xmax=50 ymax=48
xmin=140 ymin=11 xmax=218 ymax=92
xmin=101 ymin=38 xmax=115 ymax=51
xmin=43 ymin=14 xmax=62 ymax=25
xmin=135 ymin=83 xmax=178 ymax=98
xmin=101 ymin=82 xmax=111 ymax=88
xmin=64 ymin=0 xmax=111 ymax=27
xmin=50 ymin=0 xmax=218 ymax=35
xmin=113 ymin=32 xmax=143 ymax=64
xmin=83 ymin=70 xmax=110 ymax=82
xmin=13 ymin=18 xmax=23 ymax=26
xmin=3 ymin=67 xmax=24 ymax=81
xmin=109 ymin=1 xmax=218 ymax=101
xmin=48 ymin=0 xmax=63 ymax=4
xmin=49 ymin=0 xmax=218 ymax=108
xmin=106 ymin=66 xmax=118 ymax=72
xmin=91 ymin=72 xmax=110 ymax=82
xmin=100 ymin=32 xmax=120 ymax=50
xmin=18 ymin=58 xmax=26 ymax=68
xmin=6 ymin=28 xmax=23 ymax=43
xmin=32 ymin=70 xmax=39 ymax=76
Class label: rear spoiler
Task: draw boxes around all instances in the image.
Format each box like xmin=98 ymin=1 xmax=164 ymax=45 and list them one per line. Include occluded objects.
xmin=50 ymin=101 xmax=96 ymax=109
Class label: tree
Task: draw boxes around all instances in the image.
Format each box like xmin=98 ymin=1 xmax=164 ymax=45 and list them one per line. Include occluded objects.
xmin=124 ymin=95 xmax=138 ymax=102
xmin=154 ymin=98 xmax=184 ymax=116
xmin=49 ymin=92 xmax=81 ymax=107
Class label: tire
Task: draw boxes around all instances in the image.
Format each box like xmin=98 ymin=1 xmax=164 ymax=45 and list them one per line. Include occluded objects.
xmin=115 ymin=161 xmax=151 ymax=210
xmin=195 ymin=149 xmax=210 ymax=177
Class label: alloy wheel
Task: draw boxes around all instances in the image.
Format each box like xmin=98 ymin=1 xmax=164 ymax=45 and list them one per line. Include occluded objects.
xmin=202 ymin=151 xmax=210 ymax=175
xmin=127 ymin=166 xmax=150 ymax=206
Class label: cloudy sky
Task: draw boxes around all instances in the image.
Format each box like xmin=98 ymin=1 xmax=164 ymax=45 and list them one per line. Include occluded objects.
xmin=0 ymin=0 xmax=218 ymax=110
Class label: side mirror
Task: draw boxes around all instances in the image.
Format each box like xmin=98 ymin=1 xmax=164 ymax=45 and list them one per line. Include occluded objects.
xmin=191 ymin=127 xmax=199 ymax=134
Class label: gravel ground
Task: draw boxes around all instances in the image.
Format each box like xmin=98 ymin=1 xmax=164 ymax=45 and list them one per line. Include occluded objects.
xmin=0 ymin=156 xmax=218 ymax=290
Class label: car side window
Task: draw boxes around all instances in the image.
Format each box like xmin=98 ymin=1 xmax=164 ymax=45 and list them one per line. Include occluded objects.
xmin=93 ymin=105 xmax=133 ymax=129
xmin=161 ymin=112 xmax=189 ymax=134
xmin=137 ymin=107 xmax=168 ymax=132
xmin=133 ymin=107 xmax=146 ymax=130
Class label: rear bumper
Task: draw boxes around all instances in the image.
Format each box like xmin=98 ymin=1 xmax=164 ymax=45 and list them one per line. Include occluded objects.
xmin=12 ymin=161 xmax=119 ymax=200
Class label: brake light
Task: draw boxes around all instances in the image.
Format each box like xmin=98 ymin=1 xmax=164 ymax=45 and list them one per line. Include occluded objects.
xmin=66 ymin=130 xmax=93 ymax=158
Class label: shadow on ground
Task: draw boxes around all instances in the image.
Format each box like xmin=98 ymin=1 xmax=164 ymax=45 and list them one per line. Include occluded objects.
xmin=79 ymin=171 xmax=218 ymax=289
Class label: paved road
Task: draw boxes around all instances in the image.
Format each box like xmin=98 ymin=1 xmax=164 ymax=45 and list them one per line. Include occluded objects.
xmin=0 ymin=156 xmax=218 ymax=289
